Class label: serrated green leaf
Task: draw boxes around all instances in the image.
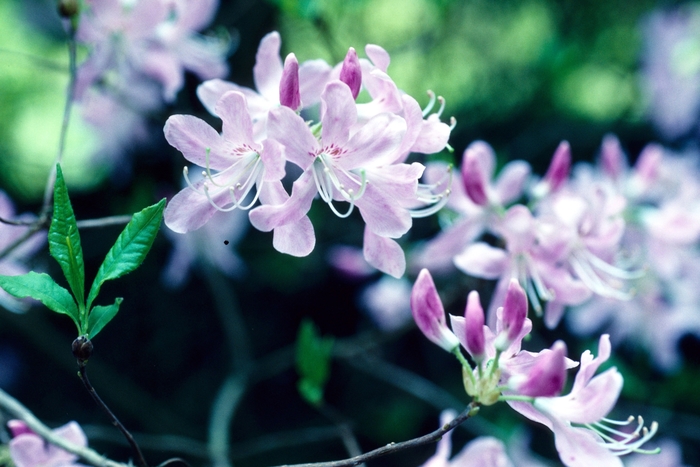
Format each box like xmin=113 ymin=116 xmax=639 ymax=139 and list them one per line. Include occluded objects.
xmin=0 ymin=272 xmax=79 ymax=330
xmin=87 ymin=297 xmax=123 ymax=339
xmin=48 ymin=164 xmax=85 ymax=309
xmin=86 ymin=199 xmax=165 ymax=310
xmin=295 ymin=319 xmax=333 ymax=405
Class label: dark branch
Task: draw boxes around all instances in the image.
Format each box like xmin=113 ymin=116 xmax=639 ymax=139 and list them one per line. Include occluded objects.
xmin=270 ymin=402 xmax=479 ymax=467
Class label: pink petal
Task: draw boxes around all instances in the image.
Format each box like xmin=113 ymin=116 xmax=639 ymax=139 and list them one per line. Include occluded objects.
xmin=364 ymin=44 xmax=391 ymax=72
xmin=249 ymin=170 xmax=317 ymax=231
xmin=273 ymin=216 xmax=315 ymax=257
xmin=453 ymin=243 xmax=509 ymax=279
xmin=164 ymin=182 xmax=231 ymax=233
xmin=356 ymin=181 xmax=413 ymax=238
xmin=321 ymin=81 xmax=357 ymax=147
xmin=253 ymin=31 xmax=283 ymax=102
xmin=164 ymin=115 xmax=230 ymax=170
xmin=363 ymin=228 xmax=406 ymax=278
xmin=267 ymin=106 xmax=318 ymax=170
xmin=299 ymin=59 xmax=332 ymax=107
xmin=341 ymin=113 xmax=406 ymax=168
xmin=216 ymin=91 xmax=255 ymax=145
xmin=494 ymin=161 xmax=531 ymax=205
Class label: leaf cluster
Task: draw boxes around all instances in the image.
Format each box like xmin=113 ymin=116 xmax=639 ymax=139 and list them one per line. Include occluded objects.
xmin=0 ymin=165 xmax=165 ymax=339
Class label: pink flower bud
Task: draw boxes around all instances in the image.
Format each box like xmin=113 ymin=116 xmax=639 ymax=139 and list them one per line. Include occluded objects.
xmin=543 ymin=141 xmax=570 ymax=192
xmin=511 ymin=340 xmax=567 ymax=397
xmin=461 ymin=147 xmax=489 ymax=206
xmin=339 ymin=47 xmax=362 ymax=100
xmin=501 ymin=279 xmax=527 ymax=344
xmin=7 ymin=420 xmax=32 ymax=438
xmin=411 ymin=269 xmax=460 ymax=351
xmin=600 ymin=134 xmax=624 ymax=180
xmin=464 ymin=291 xmax=485 ymax=361
xmin=634 ymin=143 xmax=662 ymax=187
xmin=279 ymin=53 xmax=301 ymax=110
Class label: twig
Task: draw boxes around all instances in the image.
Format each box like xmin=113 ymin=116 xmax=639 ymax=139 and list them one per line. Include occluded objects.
xmin=76 ymin=215 xmax=133 ymax=228
xmin=270 ymin=402 xmax=479 ymax=467
xmin=0 ymin=387 xmax=127 ymax=467
xmin=77 ymin=362 xmax=149 ymax=467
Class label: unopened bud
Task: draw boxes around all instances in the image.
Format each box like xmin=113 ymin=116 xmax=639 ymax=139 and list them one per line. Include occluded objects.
xmin=461 ymin=145 xmax=489 ymax=206
xmin=339 ymin=48 xmax=362 ymax=100
xmin=279 ymin=53 xmax=301 ymax=110
xmin=72 ymin=336 xmax=93 ymax=363
xmin=543 ymin=141 xmax=571 ymax=193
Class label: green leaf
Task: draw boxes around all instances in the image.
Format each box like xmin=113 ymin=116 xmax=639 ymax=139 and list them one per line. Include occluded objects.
xmin=48 ymin=164 xmax=85 ymax=309
xmin=0 ymin=272 xmax=79 ymax=329
xmin=86 ymin=199 xmax=165 ymax=310
xmin=295 ymin=319 xmax=334 ymax=406
xmin=87 ymin=297 xmax=123 ymax=339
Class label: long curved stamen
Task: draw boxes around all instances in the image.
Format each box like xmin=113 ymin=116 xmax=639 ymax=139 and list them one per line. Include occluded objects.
xmin=422 ymin=90 xmax=437 ymax=117
xmin=311 ymin=155 xmax=368 ymax=218
xmin=202 ymin=183 xmax=239 ymax=212
xmin=411 ymin=166 xmax=453 ymax=218
xmin=583 ymin=416 xmax=659 ymax=456
xmin=229 ymin=159 xmax=265 ymax=210
xmin=570 ymin=250 xmax=635 ymax=300
xmin=436 ymin=95 xmax=446 ymax=118
xmin=583 ymin=249 xmax=646 ymax=280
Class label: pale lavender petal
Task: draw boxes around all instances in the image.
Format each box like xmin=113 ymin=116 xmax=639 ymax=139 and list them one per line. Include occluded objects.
xmin=299 ymin=59 xmax=332 ymax=107
xmin=253 ymin=31 xmax=283 ymax=102
xmin=260 ymin=139 xmax=285 ymax=182
xmin=572 ymin=334 xmax=612 ymax=390
xmin=267 ymin=106 xmax=318 ymax=169
xmin=363 ymin=228 xmax=406 ymax=278
xmin=453 ymin=243 xmax=509 ymax=279
xmin=341 ymin=113 xmax=406 ymax=168
xmin=449 ymin=437 xmax=515 ymax=467
xmin=536 ymin=368 xmax=623 ymax=424
xmin=364 ymin=44 xmax=391 ymax=72
xmin=141 ymin=48 xmax=183 ymax=102
xmin=177 ymin=36 xmax=229 ymax=81
xmin=494 ymin=161 xmax=531 ymax=205
xmin=410 ymin=218 xmax=484 ymax=274
xmin=249 ymin=170 xmax=317 ymax=231
xmin=175 ymin=0 xmax=219 ymax=31
xmin=216 ymin=91 xmax=255 ymax=144
xmin=549 ymin=418 xmax=623 ymax=467
xmin=411 ymin=114 xmax=451 ymax=155
xmin=164 ymin=115 xmax=230 ymax=170
xmin=356 ymin=181 xmax=412 ymax=238
xmin=197 ymin=79 xmax=245 ymax=115
xmin=321 ymin=81 xmax=357 ymax=147
xmin=273 ymin=216 xmax=315 ymax=257
xmin=164 ymin=182 xmax=231 ymax=233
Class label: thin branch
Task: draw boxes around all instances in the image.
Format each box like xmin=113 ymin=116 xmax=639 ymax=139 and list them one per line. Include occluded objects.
xmin=78 ymin=363 xmax=149 ymax=467
xmin=270 ymin=402 xmax=480 ymax=467
xmin=76 ymin=215 xmax=133 ymax=228
xmin=0 ymin=387 xmax=127 ymax=467
xmin=0 ymin=217 xmax=37 ymax=226
xmin=0 ymin=221 xmax=47 ymax=261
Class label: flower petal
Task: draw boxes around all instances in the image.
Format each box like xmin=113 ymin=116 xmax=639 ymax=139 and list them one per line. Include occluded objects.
xmin=363 ymin=228 xmax=406 ymax=278
xmin=164 ymin=115 xmax=230 ymax=170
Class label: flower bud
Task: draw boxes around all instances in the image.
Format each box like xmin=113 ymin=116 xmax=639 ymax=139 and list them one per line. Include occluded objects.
xmin=509 ymin=340 xmax=567 ymax=397
xmin=600 ymin=134 xmax=624 ymax=180
xmin=461 ymin=146 xmax=489 ymax=206
xmin=543 ymin=141 xmax=570 ymax=193
xmin=339 ymin=47 xmax=362 ymax=100
xmin=7 ymin=420 xmax=32 ymax=438
xmin=464 ymin=291 xmax=485 ymax=362
xmin=279 ymin=53 xmax=301 ymax=111
xmin=72 ymin=336 xmax=93 ymax=363
xmin=411 ymin=269 xmax=460 ymax=352
xmin=495 ymin=279 xmax=527 ymax=351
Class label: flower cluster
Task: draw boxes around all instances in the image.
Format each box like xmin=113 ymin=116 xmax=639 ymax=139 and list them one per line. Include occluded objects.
xmin=413 ymin=134 xmax=700 ymax=370
xmin=68 ymin=0 xmax=230 ymax=169
xmin=410 ymin=269 xmax=658 ymax=467
xmin=7 ymin=420 xmax=87 ymax=467
xmin=164 ymin=32 xmax=453 ymax=277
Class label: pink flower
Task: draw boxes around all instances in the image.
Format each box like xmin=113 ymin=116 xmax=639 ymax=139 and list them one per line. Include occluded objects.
xmin=509 ymin=335 xmax=658 ymax=467
xmin=8 ymin=421 xmax=87 ymax=467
